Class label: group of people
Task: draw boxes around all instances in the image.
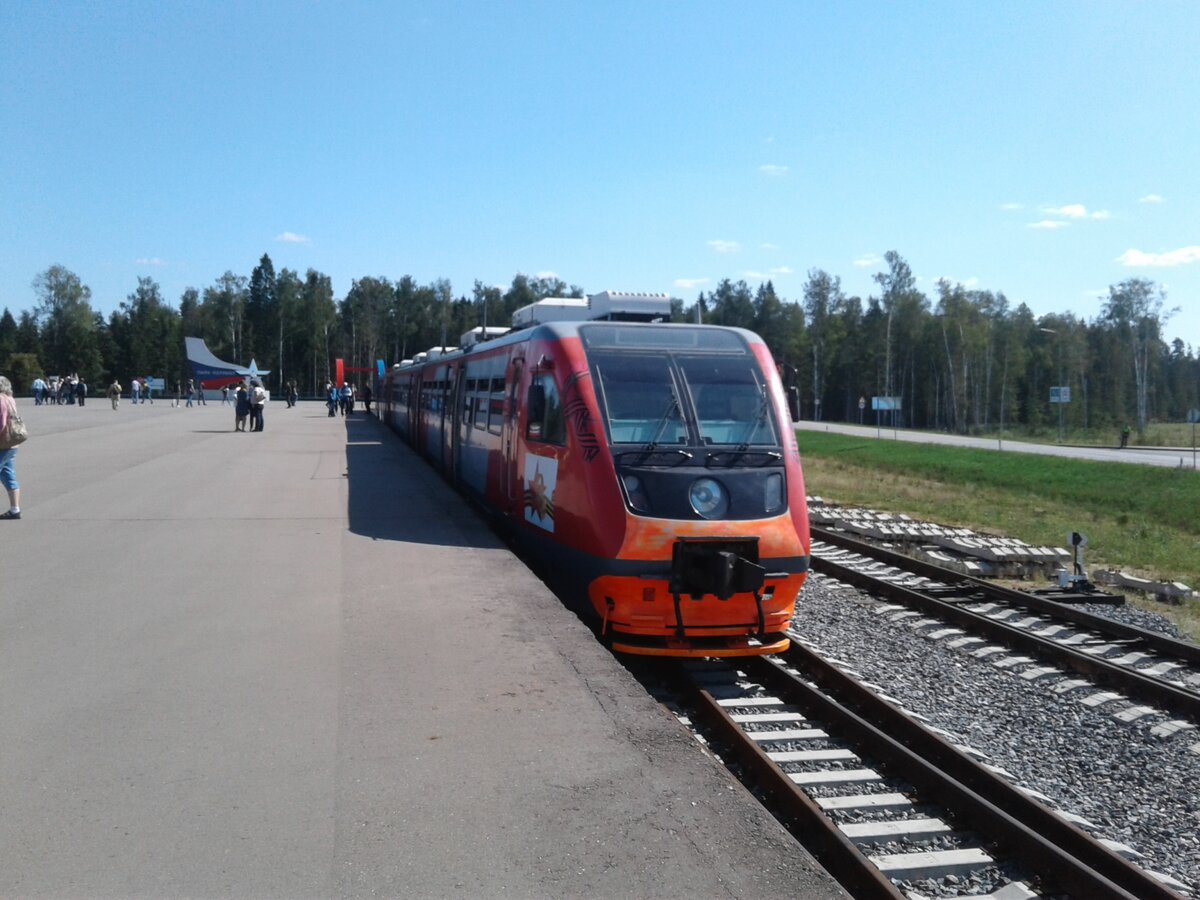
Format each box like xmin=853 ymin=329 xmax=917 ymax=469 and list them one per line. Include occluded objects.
xmin=325 ymin=382 xmax=371 ymax=417
xmin=233 ymin=381 xmax=268 ymax=432
xmin=30 ymin=374 xmax=89 ymax=406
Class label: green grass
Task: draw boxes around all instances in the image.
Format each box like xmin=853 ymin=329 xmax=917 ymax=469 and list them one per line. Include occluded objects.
xmin=796 ymin=431 xmax=1200 ymax=639
xmin=944 ymin=422 xmax=1200 ymax=449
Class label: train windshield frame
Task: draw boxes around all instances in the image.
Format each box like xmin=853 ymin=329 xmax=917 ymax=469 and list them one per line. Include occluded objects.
xmin=581 ymin=326 xmax=781 ymax=464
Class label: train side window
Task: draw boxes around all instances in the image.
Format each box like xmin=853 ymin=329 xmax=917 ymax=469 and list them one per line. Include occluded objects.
xmin=487 ymin=394 xmax=504 ymax=434
xmin=474 ymin=395 xmax=489 ymax=430
xmin=526 ymin=374 xmax=565 ymax=445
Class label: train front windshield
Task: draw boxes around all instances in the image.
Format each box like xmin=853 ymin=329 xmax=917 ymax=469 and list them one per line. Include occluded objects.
xmin=581 ymin=326 xmax=780 ymax=455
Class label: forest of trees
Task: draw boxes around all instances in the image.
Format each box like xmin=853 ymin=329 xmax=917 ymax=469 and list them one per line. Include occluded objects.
xmin=1 ymin=251 xmax=1197 ymax=437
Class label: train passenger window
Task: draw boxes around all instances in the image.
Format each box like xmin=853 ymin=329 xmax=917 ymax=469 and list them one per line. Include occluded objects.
xmin=526 ymin=375 xmax=565 ymax=445
xmin=474 ymin=396 xmax=489 ymax=430
xmin=487 ymin=396 xmax=504 ymax=434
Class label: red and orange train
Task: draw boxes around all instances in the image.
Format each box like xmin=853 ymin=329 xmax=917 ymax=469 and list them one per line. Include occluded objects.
xmin=380 ymin=292 xmax=810 ymax=658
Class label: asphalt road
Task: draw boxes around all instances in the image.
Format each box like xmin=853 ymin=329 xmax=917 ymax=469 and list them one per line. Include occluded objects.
xmin=797 ymin=420 xmax=1200 ymax=470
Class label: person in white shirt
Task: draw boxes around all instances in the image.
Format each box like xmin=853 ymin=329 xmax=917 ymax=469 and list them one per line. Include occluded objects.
xmin=250 ymin=380 xmax=267 ymax=432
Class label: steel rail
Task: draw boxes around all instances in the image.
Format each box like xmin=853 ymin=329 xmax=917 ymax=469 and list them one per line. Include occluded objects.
xmin=809 ymin=531 xmax=1200 ymax=723
xmin=811 ymin=525 xmax=1200 ymax=666
xmin=681 ymin=676 xmax=913 ymax=899
xmin=682 ymin=656 xmax=1161 ymax=899
xmin=769 ymin=645 xmax=1183 ymax=899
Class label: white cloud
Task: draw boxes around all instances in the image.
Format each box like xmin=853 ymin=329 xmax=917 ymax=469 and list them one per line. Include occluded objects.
xmin=744 ymin=270 xmax=768 ymax=280
xmin=1044 ymin=203 xmax=1088 ymax=219
xmin=758 ymin=164 xmax=789 ymax=176
xmin=1000 ymin=202 xmax=1023 ymax=211
xmin=707 ymin=239 xmax=740 ymax=254
xmin=770 ymin=266 xmax=793 ymax=276
xmin=1090 ymin=210 xmax=1112 ymax=220
xmin=1028 ymin=220 xmax=1070 ymax=230
xmin=135 ymin=257 xmax=167 ymax=267
xmin=276 ymin=231 xmax=311 ymax=244
xmin=933 ymin=275 xmax=980 ymax=288
xmin=674 ymin=277 xmax=710 ymax=289
xmin=1118 ymin=246 xmax=1200 ymax=267
xmin=853 ymin=254 xmax=881 ymax=268
xmin=535 ymin=270 xmax=558 ymax=281
xmin=1139 ymin=194 xmax=1164 ymax=204
xmin=761 ymin=242 xmax=779 ymax=251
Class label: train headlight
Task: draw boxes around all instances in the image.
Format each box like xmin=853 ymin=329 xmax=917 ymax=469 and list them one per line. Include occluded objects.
xmin=689 ymin=477 xmax=728 ymax=519
xmin=765 ymin=472 xmax=784 ymax=513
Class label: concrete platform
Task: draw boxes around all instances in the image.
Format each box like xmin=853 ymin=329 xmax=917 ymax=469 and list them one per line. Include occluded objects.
xmin=0 ymin=400 xmax=846 ymax=898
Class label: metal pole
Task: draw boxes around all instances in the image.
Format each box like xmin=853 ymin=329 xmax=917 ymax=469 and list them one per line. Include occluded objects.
xmin=1058 ymin=340 xmax=1064 ymax=444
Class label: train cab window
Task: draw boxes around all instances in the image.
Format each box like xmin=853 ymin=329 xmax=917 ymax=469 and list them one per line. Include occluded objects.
xmin=526 ymin=374 xmax=565 ymax=445
xmin=680 ymin=357 xmax=779 ymax=446
xmin=594 ymin=356 xmax=687 ymax=445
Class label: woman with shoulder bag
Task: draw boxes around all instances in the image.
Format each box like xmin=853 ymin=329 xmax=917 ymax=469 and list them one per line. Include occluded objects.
xmin=0 ymin=375 xmax=24 ymax=519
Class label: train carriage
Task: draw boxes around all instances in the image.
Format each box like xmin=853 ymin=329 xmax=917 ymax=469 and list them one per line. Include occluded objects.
xmin=381 ymin=292 xmax=810 ymax=658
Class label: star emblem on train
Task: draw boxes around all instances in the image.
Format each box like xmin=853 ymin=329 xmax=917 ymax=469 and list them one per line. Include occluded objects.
xmin=525 ymin=465 xmax=554 ymax=523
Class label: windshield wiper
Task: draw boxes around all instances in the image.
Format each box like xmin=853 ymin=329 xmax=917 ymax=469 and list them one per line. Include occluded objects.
xmin=706 ymin=448 xmax=782 ymax=467
xmin=647 ymin=394 xmax=682 ymax=447
xmin=737 ymin=392 xmax=771 ymax=444
xmin=616 ymin=448 xmax=694 ymax=467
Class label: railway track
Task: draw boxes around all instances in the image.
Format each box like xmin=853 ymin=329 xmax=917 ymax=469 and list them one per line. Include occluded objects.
xmin=674 ymin=646 xmax=1190 ymax=898
xmin=809 ymin=526 xmax=1200 ymax=729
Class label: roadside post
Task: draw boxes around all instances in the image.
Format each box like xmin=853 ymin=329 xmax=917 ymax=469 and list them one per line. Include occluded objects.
xmin=872 ymin=396 xmax=901 ymax=441
xmin=1049 ymin=385 xmax=1070 ymax=443
xmin=1189 ymin=408 xmax=1200 ymax=470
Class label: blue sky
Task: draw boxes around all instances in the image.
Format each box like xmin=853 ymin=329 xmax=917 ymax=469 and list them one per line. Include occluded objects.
xmin=2 ymin=1 xmax=1197 ymax=346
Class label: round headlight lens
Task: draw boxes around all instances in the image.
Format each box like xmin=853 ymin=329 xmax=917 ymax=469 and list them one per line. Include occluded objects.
xmin=689 ymin=477 xmax=728 ymax=519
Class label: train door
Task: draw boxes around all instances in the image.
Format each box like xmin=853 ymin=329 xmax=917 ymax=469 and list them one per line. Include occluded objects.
xmin=449 ymin=363 xmax=466 ymax=486
xmin=426 ymin=364 xmax=448 ymax=471
xmin=503 ymin=356 xmax=524 ymax=513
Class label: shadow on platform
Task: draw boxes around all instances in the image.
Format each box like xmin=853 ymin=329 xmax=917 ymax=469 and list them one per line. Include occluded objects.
xmin=342 ymin=413 xmax=501 ymax=549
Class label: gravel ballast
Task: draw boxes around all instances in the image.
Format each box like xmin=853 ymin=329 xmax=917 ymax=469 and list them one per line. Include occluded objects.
xmin=791 ymin=574 xmax=1200 ymax=890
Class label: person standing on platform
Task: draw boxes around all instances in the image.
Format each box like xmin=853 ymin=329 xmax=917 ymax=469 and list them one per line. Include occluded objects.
xmin=75 ymin=377 xmax=87 ymax=407
xmin=0 ymin=375 xmax=23 ymax=520
xmin=32 ymin=376 xmax=46 ymax=406
xmin=107 ymin=380 xmax=122 ymax=410
xmin=185 ymin=379 xmax=195 ymax=408
xmin=362 ymin=384 xmax=372 ymax=415
xmin=131 ymin=377 xmax=141 ymax=405
xmin=250 ymin=380 xmax=267 ymax=432
xmin=221 ymin=384 xmax=230 ymax=406
xmin=326 ymin=382 xmax=337 ymax=417
xmin=235 ymin=384 xmax=250 ymax=431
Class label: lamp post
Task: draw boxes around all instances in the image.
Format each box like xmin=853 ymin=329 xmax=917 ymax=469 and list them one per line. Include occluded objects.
xmin=1039 ymin=327 xmax=1063 ymax=443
